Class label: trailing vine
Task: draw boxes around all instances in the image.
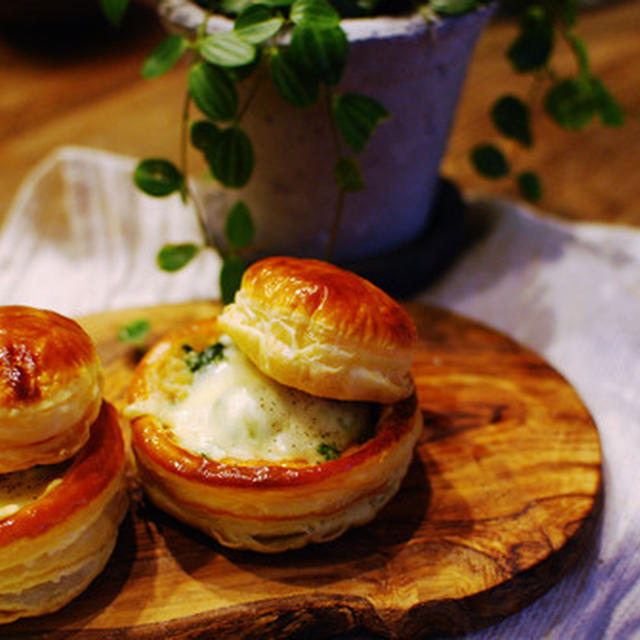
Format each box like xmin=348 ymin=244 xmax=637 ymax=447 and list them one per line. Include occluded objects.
xmin=101 ymin=0 xmax=623 ymax=304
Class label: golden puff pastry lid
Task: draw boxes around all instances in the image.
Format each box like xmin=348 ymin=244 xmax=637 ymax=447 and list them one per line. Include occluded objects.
xmin=0 ymin=306 xmax=103 ymax=473
xmin=218 ymin=257 xmax=417 ymax=403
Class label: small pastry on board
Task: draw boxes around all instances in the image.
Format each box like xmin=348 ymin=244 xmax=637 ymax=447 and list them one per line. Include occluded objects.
xmin=126 ymin=258 xmax=423 ymax=553
xmin=0 ymin=306 xmax=129 ymax=624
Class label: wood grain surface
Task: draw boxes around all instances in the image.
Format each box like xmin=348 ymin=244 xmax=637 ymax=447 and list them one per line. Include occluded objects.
xmin=4 ymin=302 xmax=602 ymax=639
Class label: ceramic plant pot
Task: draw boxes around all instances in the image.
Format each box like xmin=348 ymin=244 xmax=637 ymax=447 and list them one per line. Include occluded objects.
xmin=157 ymin=1 xmax=495 ymax=263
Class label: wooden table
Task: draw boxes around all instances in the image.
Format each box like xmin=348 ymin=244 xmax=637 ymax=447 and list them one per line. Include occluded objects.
xmin=1 ymin=0 xmax=639 ymax=228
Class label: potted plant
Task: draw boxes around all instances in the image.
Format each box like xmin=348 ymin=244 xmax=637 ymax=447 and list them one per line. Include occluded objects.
xmin=101 ymin=0 xmax=622 ymax=303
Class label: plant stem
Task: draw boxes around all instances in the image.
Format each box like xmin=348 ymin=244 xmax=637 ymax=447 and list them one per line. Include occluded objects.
xmin=179 ymin=81 xmax=227 ymax=257
xmin=326 ymin=188 xmax=346 ymax=262
xmin=180 ymin=90 xmax=191 ymax=188
xmin=236 ymin=62 xmax=267 ymax=124
xmin=325 ymin=86 xmax=345 ymax=262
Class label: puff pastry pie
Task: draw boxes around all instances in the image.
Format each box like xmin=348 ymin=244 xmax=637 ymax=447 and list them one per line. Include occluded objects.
xmin=126 ymin=258 xmax=422 ymax=552
xmin=0 ymin=306 xmax=128 ymax=624
xmin=0 ymin=306 xmax=103 ymax=473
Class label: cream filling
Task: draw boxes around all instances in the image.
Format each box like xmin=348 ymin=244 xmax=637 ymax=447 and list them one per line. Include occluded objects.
xmin=0 ymin=464 xmax=67 ymax=520
xmin=126 ymin=337 xmax=372 ymax=464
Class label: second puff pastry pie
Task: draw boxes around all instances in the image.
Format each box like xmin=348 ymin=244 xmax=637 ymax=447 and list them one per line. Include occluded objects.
xmin=126 ymin=258 xmax=422 ymax=552
xmin=0 ymin=306 xmax=128 ymax=624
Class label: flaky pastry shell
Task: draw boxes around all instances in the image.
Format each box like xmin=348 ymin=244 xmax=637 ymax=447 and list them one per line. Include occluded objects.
xmin=0 ymin=402 xmax=128 ymax=624
xmin=128 ymin=317 xmax=422 ymax=553
xmin=0 ymin=306 xmax=103 ymax=473
xmin=218 ymin=257 xmax=417 ymax=404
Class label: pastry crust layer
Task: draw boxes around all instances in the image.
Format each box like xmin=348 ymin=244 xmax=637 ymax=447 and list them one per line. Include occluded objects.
xmin=0 ymin=306 xmax=103 ymax=473
xmin=0 ymin=401 xmax=128 ymax=623
xmin=128 ymin=315 xmax=422 ymax=552
xmin=218 ymin=257 xmax=417 ymax=403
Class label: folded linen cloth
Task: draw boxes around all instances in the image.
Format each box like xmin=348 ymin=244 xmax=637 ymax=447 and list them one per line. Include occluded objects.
xmin=1 ymin=146 xmax=638 ymax=639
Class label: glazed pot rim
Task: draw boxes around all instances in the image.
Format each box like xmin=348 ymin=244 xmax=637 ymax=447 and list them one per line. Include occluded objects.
xmin=156 ymin=0 xmax=497 ymax=43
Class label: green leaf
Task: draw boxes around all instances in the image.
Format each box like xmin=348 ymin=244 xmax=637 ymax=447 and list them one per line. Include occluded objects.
xmin=558 ymin=0 xmax=578 ymax=27
xmin=260 ymin=0 xmax=295 ymax=7
xmin=334 ymin=156 xmax=364 ymax=191
xmin=198 ymin=32 xmax=256 ymax=68
xmin=188 ymin=62 xmax=238 ymax=122
xmin=206 ymin=127 xmax=254 ymax=187
xmin=221 ymin=0 xmax=253 ymax=14
xmin=290 ymin=24 xmax=348 ymax=86
xmin=225 ymin=201 xmax=255 ymax=249
xmin=190 ymin=120 xmax=221 ymax=151
xmin=544 ymin=77 xmax=596 ymax=130
xmin=507 ymin=6 xmax=554 ymax=73
xmin=117 ymin=319 xmax=151 ymax=345
xmin=470 ymin=144 xmax=509 ymax=179
xmin=491 ymin=95 xmax=532 ymax=147
xmin=290 ymin=0 xmax=340 ymax=28
xmin=234 ymin=5 xmax=284 ymax=44
xmin=517 ymin=171 xmax=543 ymax=202
xmin=157 ymin=243 xmax=200 ymax=272
xmin=100 ymin=0 xmax=129 ymax=26
xmin=568 ymin=32 xmax=590 ymax=77
xmin=332 ymin=93 xmax=389 ymax=153
xmin=134 ymin=159 xmax=183 ymax=197
xmin=141 ymin=35 xmax=187 ymax=79
xmin=591 ymin=78 xmax=624 ymax=127
xmin=220 ymin=255 xmax=247 ymax=304
xmin=430 ymin=0 xmax=478 ymax=16
xmin=270 ymin=48 xmax=319 ymax=107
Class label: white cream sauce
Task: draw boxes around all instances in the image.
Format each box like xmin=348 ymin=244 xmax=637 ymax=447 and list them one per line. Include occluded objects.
xmin=127 ymin=337 xmax=372 ymax=464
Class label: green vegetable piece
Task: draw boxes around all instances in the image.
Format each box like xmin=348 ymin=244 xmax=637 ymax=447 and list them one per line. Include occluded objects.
xmin=507 ymin=6 xmax=554 ymax=73
xmin=290 ymin=0 xmax=341 ymax=28
xmin=270 ymin=48 xmax=319 ymax=108
xmin=430 ymin=0 xmax=478 ymax=16
xmin=182 ymin=343 xmax=225 ymax=372
xmin=491 ymin=95 xmax=532 ymax=147
xmin=544 ymin=77 xmax=596 ymax=131
xmin=190 ymin=120 xmax=221 ymax=151
xmin=334 ymin=156 xmax=364 ymax=191
xmin=517 ymin=171 xmax=543 ymax=203
xmin=141 ymin=34 xmax=187 ymax=79
xmin=332 ymin=92 xmax=390 ymax=154
xmin=470 ymin=144 xmax=510 ymax=179
xmin=198 ymin=32 xmax=256 ymax=68
xmin=225 ymin=201 xmax=255 ymax=249
xmin=591 ymin=78 xmax=624 ymax=127
xmin=188 ymin=62 xmax=238 ymax=122
xmin=205 ymin=126 xmax=254 ymax=188
xmin=220 ymin=254 xmax=247 ymax=304
xmin=317 ymin=442 xmax=340 ymax=461
xmin=156 ymin=243 xmax=199 ymax=272
xmin=234 ymin=5 xmax=284 ymax=45
xmin=100 ymin=0 xmax=129 ymax=26
xmin=290 ymin=24 xmax=348 ymax=86
xmin=117 ymin=319 xmax=151 ymax=345
xmin=134 ymin=158 xmax=183 ymax=197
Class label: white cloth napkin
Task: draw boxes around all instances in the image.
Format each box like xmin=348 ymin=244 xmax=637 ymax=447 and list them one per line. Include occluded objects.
xmin=1 ymin=146 xmax=639 ymax=639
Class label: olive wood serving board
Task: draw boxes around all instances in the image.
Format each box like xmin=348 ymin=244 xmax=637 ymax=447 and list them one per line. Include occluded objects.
xmin=6 ymin=301 xmax=602 ymax=639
